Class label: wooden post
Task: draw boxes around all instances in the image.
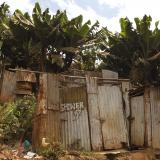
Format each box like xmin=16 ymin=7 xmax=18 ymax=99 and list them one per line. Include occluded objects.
xmin=86 ymin=75 xmax=103 ymax=151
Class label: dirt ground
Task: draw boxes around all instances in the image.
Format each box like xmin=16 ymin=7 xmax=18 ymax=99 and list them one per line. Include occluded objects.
xmin=0 ymin=144 xmax=157 ymax=160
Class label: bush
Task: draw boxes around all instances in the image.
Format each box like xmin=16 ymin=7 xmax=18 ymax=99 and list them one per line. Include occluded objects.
xmin=37 ymin=143 xmax=65 ymax=160
xmin=0 ymin=95 xmax=36 ymax=143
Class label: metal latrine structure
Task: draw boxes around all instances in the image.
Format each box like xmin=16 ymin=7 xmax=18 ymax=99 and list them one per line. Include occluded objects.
xmin=130 ymin=87 xmax=160 ymax=149
xmin=2 ymin=69 xmax=160 ymax=151
xmin=32 ymin=73 xmax=129 ymax=151
xmin=0 ymin=70 xmax=36 ymax=101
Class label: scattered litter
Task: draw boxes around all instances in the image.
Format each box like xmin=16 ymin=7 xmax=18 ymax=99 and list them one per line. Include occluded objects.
xmin=23 ymin=151 xmax=36 ymax=159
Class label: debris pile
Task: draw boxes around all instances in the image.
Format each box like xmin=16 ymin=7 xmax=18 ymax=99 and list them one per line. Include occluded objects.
xmin=0 ymin=144 xmax=44 ymax=160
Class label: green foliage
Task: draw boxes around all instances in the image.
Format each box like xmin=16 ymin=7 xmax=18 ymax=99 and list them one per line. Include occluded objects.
xmin=76 ymin=45 xmax=100 ymax=71
xmin=0 ymin=3 xmax=10 ymax=71
xmin=0 ymin=95 xmax=36 ymax=142
xmin=99 ymin=15 xmax=160 ymax=85
xmin=37 ymin=143 xmax=65 ymax=160
xmin=0 ymin=2 xmax=99 ymax=73
xmin=1 ymin=2 xmax=160 ymax=85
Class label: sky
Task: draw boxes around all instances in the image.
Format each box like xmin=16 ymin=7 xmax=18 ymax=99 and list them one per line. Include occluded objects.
xmin=1 ymin=0 xmax=160 ymax=32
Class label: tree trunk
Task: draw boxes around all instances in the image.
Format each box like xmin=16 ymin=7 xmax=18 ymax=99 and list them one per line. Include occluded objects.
xmin=40 ymin=47 xmax=46 ymax=72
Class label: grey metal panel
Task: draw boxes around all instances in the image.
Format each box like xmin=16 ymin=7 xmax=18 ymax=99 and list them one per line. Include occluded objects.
xmin=150 ymin=87 xmax=160 ymax=149
xmin=131 ymin=96 xmax=144 ymax=146
xmin=47 ymin=74 xmax=60 ymax=142
xmin=60 ymin=86 xmax=91 ymax=151
xmin=98 ymin=84 xmax=128 ymax=149
xmin=121 ymin=82 xmax=130 ymax=132
xmin=102 ymin=69 xmax=118 ymax=79
xmin=47 ymin=74 xmax=59 ymax=110
xmin=46 ymin=110 xmax=60 ymax=143
xmin=144 ymin=87 xmax=152 ymax=147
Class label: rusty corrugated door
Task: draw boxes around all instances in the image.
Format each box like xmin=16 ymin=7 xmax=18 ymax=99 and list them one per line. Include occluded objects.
xmin=97 ymin=84 xmax=128 ymax=150
xmin=60 ymin=86 xmax=91 ymax=151
xmin=150 ymin=87 xmax=160 ymax=149
xmin=131 ymin=95 xmax=144 ymax=146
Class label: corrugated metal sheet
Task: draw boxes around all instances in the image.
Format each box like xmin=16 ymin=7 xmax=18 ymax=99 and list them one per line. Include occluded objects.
xmin=47 ymin=74 xmax=60 ymax=143
xmin=33 ymin=74 xmax=61 ymax=147
xmin=32 ymin=114 xmax=47 ymax=147
xmin=102 ymin=69 xmax=118 ymax=79
xmin=32 ymin=73 xmax=48 ymax=148
xmin=131 ymin=95 xmax=144 ymax=146
xmin=47 ymin=74 xmax=59 ymax=110
xmin=150 ymin=87 xmax=160 ymax=149
xmin=98 ymin=84 xmax=128 ymax=150
xmin=33 ymin=111 xmax=60 ymax=147
xmin=86 ymin=76 xmax=103 ymax=151
xmin=15 ymin=81 xmax=33 ymax=95
xmin=121 ymin=82 xmax=130 ymax=132
xmin=0 ymin=71 xmax=16 ymax=101
xmin=60 ymin=86 xmax=91 ymax=151
xmin=16 ymin=70 xmax=36 ymax=82
xmin=144 ymin=87 xmax=152 ymax=147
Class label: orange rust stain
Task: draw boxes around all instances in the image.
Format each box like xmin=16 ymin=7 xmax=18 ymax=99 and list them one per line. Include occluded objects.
xmin=0 ymin=95 xmax=14 ymax=103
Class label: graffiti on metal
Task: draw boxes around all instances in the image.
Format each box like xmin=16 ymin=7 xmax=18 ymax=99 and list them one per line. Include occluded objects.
xmin=60 ymin=102 xmax=84 ymax=112
xmin=60 ymin=102 xmax=84 ymax=119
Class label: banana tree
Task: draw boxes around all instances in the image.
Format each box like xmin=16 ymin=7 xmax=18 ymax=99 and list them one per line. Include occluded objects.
xmin=99 ymin=15 xmax=160 ymax=85
xmin=0 ymin=3 xmax=10 ymax=92
xmin=2 ymin=2 xmax=99 ymax=72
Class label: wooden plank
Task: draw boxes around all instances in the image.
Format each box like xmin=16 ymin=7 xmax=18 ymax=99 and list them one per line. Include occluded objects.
xmin=86 ymin=76 xmax=103 ymax=151
xmin=98 ymin=84 xmax=128 ymax=149
xmin=131 ymin=95 xmax=145 ymax=146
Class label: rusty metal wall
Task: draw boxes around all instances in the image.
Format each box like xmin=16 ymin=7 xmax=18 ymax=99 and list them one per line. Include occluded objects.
xmin=150 ymin=87 xmax=160 ymax=149
xmin=16 ymin=70 xmax=36 ymax=82
xmin=130 ymin=95 xmax=145 ymax=146
xmin=97 ymin=84 xmax=128 ymax=150
xmin=33 ymin=73 xmax=131 ymax=151
xmin=32 ymin=114 xmax=47 ymax=147
xmin=60 ymin=86 xmax=91 ymax=151
xmin=36 ymin=73 xmax=48 ymax=115
xmin=0 ymin=71 xmax=17 ymax=101
xmin=0 ymin=70 xmax=37 ymax=100
xmin=33 ymin=74 xmax=61 ymax=147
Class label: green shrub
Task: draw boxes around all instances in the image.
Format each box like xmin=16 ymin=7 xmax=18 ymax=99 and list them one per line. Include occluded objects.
xmin=0 ymin=95 xmax=36 ymax=142
xmin=37 ymin=143 xmax=65 ymax=160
